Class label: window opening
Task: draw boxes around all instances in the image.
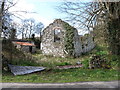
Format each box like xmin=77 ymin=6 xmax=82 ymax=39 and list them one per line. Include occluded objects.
xmin=54 ymin=28 xmax=61 ymax=42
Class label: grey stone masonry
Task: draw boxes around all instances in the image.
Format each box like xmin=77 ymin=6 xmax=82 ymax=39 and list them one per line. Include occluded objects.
xmin=41 ymin=19 xmax=95 ymax=57
xmin=41 ymin=19 xmax=65 ymax=57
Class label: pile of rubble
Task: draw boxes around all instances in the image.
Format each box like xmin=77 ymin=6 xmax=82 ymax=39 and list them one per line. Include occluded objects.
xmin=89 ymin=55 xmax=111 ymax=69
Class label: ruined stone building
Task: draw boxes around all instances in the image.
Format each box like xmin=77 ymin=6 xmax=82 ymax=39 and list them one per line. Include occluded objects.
xmin=41 ymin=19 xmax=95 ymax=57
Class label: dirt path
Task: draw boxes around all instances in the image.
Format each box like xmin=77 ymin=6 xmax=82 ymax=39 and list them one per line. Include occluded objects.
xmin=1 ymin=81 xmax=119 ymax=88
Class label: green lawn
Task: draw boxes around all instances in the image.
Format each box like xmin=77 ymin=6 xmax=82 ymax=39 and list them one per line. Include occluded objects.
xmin=2 ymin=69 xmax=119 ymax=83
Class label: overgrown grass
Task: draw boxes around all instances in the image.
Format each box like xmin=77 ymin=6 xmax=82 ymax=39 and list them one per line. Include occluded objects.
xmin=2 ymin=40 xmax=119 ymax=83
xmin=2 ymin=69 xmax=119 ymax=83
xmin=32 ymin=53 xmax=91 ymax=69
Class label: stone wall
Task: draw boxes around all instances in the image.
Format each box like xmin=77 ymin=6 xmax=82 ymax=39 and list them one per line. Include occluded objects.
xmin=21 ymin=46 xmax=36 ymax=53
xmin=41 ymin=19 xmax=66 ymax=57
xmin=41 ymin=19 xmax=95 ymax=57
xmin=81 ymin=35 xmax=95 ymax=54
xmin=73 ymin=29 xmax=83 ymax=57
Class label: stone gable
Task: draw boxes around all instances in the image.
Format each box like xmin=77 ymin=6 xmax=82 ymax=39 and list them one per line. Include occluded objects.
xmin=41 ymin=19 xmax=95 ymax=57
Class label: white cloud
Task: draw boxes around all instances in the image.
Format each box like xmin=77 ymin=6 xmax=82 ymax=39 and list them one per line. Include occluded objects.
xmin=8 ymin=0 xmax=52 ymax=27
xmin=9 ymin=0 xmax=34 ymax=12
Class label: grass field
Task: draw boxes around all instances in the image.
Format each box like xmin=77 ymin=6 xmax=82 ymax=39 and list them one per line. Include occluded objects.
xmin=2 ymin=69 xmax=119 ymax=83
xmin=2 ymin=44 xmax=120 ymax=83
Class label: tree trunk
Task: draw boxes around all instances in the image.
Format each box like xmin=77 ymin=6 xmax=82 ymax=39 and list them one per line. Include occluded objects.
xmin=0 ymin=0 xmax=5 ymax=73
xmin=0 ymin=0 xmax=5 ymax=38
xmin=107 ymin=2 xmax=120 ymax=55
xmin=107 ymin=18 xmax=120 ymax=55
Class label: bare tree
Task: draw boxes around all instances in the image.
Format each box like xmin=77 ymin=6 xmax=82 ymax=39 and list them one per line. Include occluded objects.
xmin=28 ymin=18 xmax=35 ymax=39
xmin=0 ymin=0 xmax=36 ymax=39
xmin=58 ymin=1 xmax=97 ymax=30
xmin=19 ymin=18 xmax=36 ymax=39
xmin=35 ymin=22 xmax=44 ymax=39
xmin=0 ymin=0 xmax=22 ymax=39
xmin=0 ymin=0 xmax=5 ymax=38
xmin=35 ymin=22 xmax=44 ymax=49
xmin=58 ymin=0 xmax=120 ymax=55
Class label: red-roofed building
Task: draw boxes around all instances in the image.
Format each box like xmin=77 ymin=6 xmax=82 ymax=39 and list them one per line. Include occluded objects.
xmin=14 ymin=42 xmax=35 ymax=46
xmin=12 ymin=41 xmax=36 ymax=53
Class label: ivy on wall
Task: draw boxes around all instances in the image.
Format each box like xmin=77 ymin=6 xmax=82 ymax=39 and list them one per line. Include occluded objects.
xmin=63 ymin=22 xmax=75 ymax=57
